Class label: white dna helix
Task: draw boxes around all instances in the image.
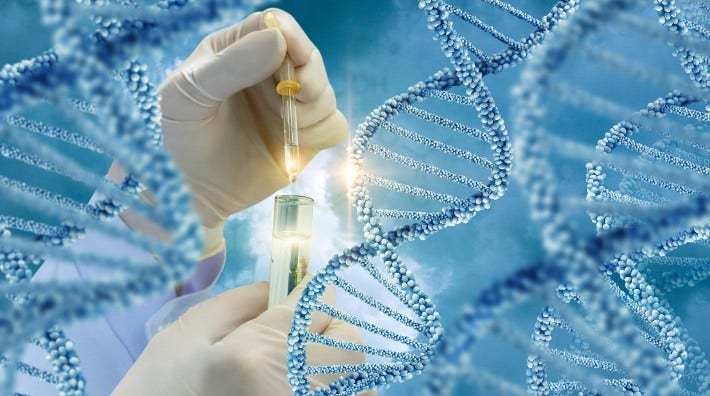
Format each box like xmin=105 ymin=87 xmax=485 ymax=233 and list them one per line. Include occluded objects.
xmin=413 ymin=0 xmax=709 ymax=394
xmin=0 ymin=0 xmax=707 ymax=395
xmin=526 ymin=94 xmax=710 ymax=396
xmin=0 ymin=0 xmax=260 ymax=394
xmin=286 ymin=0 xmax=581 ymax=394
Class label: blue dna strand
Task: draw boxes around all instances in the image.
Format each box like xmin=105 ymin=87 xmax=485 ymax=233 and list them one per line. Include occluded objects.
xmin=655 ymin=0 xmax=709 ymax=90
xmin=348 ymin=0 xmax=582 ymax=244
xmin=509 ymin=0 xmax=709 ymax=393
xmin=587 ymin=92 xmax=709 ymax=240
xmin=0 ymin=233 xmax=86 ymax=396
xmin=0 ymin=57 xmax=157 ymax=395
xmin=582 ymin=94 xmax=709 ymax=394
xmin=286 ymin=242 xmax=443 ymax=395
xmin=418 ymin=0 xmax=580 ymax=75
xmin=527 ymin=94 xmax=709 ymax=395
xmin=0 ymin=0 xmax=259 ymax=393
xmin=413 ymin=0 xmax=710 ymax=393
xmin=349 ymin=68 xmax=508 ymax=244
xmin=420 ymin=196 xmax=709 ymax=395
xmin=288 ymin=0 xmax=580 ymax=394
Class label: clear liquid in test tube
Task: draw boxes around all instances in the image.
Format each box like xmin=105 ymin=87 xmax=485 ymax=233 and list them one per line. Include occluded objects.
xmin=269 ymin=195 xmax=314 ymax=308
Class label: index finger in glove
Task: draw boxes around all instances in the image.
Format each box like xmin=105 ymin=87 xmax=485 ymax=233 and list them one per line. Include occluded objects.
xmin=206 ymin=9 xmax=315 ymax=66
xmin=261 ymin=9 xmax=329 ymax=105
xmin=258 ymin=9 xmax=316 ymax=67
xmin=224 ymin=9 xmax=332 ymax=107
xmin=202 ymin=11 xmax=263 ymax=52
xmin=159 ymin=26 xmax=286 ymax=121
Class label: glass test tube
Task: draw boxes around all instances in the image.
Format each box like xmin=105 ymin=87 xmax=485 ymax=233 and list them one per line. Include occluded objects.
xmin=269 ymin=195 xmax=314 ymax=308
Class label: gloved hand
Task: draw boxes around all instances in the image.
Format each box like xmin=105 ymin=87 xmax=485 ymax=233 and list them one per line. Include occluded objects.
xmin=112 ymin=280 xmax=375 ymax=395
xmin=159 ymin=8 xmax=347 ymax=230
xmin=107 ymin=9 xmax=347 ymax=257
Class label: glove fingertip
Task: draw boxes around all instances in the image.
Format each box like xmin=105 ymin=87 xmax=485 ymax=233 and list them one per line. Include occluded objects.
xmin=258 ymin=8 xmax=316 ymax=66
xmin=239 ymin=27 xmax=287 ymax=77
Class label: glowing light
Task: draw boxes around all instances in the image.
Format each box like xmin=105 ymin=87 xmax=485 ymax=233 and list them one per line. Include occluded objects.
xmin=343 ymin=160 xmax=357 ymax=189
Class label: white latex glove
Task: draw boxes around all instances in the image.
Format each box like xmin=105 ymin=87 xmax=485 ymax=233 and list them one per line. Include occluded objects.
xmin=159 ymin=8 xmax=347 ymax=230
xmin=107 ymin=9 xmax=347 ymax=257
xmin=112 ymin=280 xmax=375 ymax=395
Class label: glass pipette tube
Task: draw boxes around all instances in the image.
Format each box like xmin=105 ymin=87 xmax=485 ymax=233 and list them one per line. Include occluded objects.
xmin=269 ymin=195 xmax=314 ymax=308
xmin=264 ymin=12 xmax=301 ymax=183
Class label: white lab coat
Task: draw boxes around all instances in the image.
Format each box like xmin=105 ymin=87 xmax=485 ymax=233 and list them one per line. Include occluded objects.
xmin=14 ymin=195 xmax=225 ymax=395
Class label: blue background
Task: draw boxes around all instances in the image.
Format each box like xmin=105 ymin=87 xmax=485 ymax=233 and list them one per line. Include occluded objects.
xmin=0 ymin=0 xmax=708 ymax=394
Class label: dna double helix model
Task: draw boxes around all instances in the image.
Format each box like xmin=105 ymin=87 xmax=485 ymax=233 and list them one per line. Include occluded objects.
xmin=520 ymin=0 xmax=709 ymax=393
xmin=0 ymin=0 xmax=265 ymax=394
xmin=523 ymin=94 xmax=710 ymax=396
xmin=0 ymin=0 xmax=708 ymax=395
xmin=289 ymin=0 xmax=708 ymax=395
xmin=287 ymin=0 xmax=581 ymax=394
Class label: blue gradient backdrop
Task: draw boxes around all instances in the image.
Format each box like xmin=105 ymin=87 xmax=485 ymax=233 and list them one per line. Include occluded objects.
xmin=0 ymin=1 xmax=707 ymax=395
